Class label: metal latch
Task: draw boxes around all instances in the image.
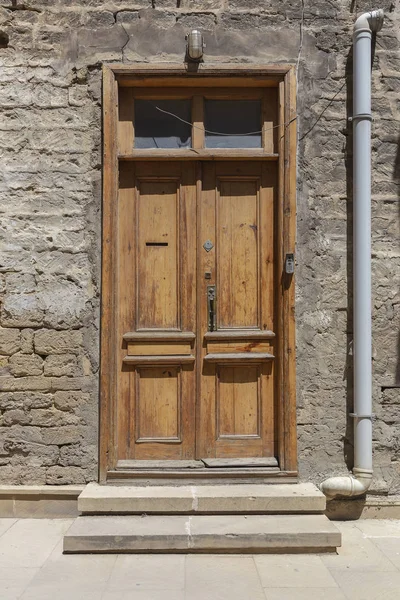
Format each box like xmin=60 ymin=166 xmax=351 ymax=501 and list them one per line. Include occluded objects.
xmin=207 ymin=285 xmax=216 ymax=331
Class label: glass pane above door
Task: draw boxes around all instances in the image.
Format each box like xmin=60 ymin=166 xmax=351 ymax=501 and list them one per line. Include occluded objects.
xmin=205 ymin=100 xmax=262 ymax=149
xmin=135 ymin=99 xmax=192 ymax=149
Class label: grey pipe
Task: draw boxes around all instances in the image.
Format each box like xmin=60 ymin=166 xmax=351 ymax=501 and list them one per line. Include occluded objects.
xmin=321 ymin=9 xmax=384 ymax=499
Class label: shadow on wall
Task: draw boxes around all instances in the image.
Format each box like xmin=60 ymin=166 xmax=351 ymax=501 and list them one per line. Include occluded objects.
xmin=394 ymin=137 xmax=400 ymax=384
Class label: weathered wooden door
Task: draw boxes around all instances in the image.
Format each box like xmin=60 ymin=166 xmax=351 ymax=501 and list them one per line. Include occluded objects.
xmin=197 ymin=162 xmax=276 ymax=460
xmin=116 ymin=160 xmax=276 ymax=464
xmin=117 ymin=161 xmax=197 ymax=461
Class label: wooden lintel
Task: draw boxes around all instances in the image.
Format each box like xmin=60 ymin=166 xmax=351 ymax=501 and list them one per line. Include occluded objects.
xmin=119 ymin=151 xmax=279 ymax=161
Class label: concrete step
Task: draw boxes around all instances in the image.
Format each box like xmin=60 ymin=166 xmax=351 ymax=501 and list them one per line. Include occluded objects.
xmin=63 ymin=514 xmax=341 ymax=554
xmin=78 ymin=482 xmax=326 ymax=515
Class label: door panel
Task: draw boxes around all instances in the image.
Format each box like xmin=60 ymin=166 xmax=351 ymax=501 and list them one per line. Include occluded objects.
xmin=137 ymin=180 xmax=179 ymax=329
xmin=217 ymin=365 xmax=260 ymax=437
xmin=217 ymin=179 xmax=259 ymax=328
xmin=198 ymin=162 xmax=276 ymax=459
xmin=136 ymin=366 xmax=181 ymax=442
xmin=117 ymin=162 xmax=196 ymax=461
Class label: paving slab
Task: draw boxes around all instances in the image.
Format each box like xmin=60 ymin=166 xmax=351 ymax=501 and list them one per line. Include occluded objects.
xmin=107 ymin=554 xmax=185 ymax=591
xmin=0 ymin=519 xmax=73 ymax=568
xmin=0 ymin=567 xmax=39 ymax=600
xmin=63 ymin=514 xmax=341 ymax=553
xmin=354 ymin=518 xmax=400 ymax=538
xmin=78 ymin=482 xmax=326 ymax=514
xmin=186 ymin=555 xmax=265 ymax=600
xmin=370 ymin=537 xmax=400 ymax=568
xmin=102 ymin=592 xmax=185 ymax=600
xmin=330 ymin=569 xmax=400 ymax=600
xmin=265 ymin=589 xmax=346 ymax=600
xmin=321 ymin=521 xmax=397 ymax=572
xmin=0 ymin=518 xmax=16 ymax=537
xmin=255 ymin=554 xmax=338 ymax=588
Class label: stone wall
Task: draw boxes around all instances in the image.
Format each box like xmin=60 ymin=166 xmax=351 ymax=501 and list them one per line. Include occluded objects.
xmin=0 ymin=1 xmax=399 ymax=491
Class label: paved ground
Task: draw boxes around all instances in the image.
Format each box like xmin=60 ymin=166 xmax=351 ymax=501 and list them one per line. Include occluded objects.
xmin=1 ymin=519 xmax=400 ymax=599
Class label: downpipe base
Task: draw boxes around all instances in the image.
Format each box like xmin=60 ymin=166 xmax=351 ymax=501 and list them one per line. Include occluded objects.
xmin=320 ymin=470 xmax=373 ymax=499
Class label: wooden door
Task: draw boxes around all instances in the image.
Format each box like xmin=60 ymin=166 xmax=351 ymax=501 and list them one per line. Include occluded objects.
xmin=116 ymin=161 xmax=197 ymax=461
xmin=198 ymin=162 xmax=276 ymax=460
xmin=116 ymin=160 xmax=276 ymax=464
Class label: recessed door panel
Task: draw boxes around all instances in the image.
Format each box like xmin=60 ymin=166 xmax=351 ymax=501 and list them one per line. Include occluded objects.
xmin=136 ymin=367 xmax=181 ymax=442
xmin=217 ymin=179 xmax=259 ymax=328
xmin=217 ymin=365 xmax=260 ymax=438
xmin=137 ymin=180 xmax=179 ymax=329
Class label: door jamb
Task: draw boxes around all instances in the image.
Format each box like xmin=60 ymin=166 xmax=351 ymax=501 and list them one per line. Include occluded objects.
xmin=100 ymin=63 xmax=297 ymax=483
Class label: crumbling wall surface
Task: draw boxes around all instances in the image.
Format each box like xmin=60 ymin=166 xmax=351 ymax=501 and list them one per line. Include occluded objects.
xmin=0 ymin=1 xmax=398 ymax=489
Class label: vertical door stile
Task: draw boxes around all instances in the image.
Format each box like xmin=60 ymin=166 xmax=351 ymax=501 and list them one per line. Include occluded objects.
xmin=198 ymin=161 xmax=217 ymax=458
xmin=195 ymin=160 xmax=203 ymax=460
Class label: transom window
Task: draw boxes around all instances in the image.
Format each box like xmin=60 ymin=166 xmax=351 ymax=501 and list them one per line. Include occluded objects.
xmin=117 ymin=88 xmax=278 ymax=155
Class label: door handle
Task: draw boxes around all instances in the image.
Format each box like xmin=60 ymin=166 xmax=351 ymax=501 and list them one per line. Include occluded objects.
xmin=207 ymin=285 xmax=216 ymax=332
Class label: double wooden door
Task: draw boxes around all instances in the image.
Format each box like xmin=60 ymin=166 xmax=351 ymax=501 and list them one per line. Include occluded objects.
xmin=116 ymin=160 xmax=277 ymax=464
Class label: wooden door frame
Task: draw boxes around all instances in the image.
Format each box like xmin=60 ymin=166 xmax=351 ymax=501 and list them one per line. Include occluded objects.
xmin=100 ymin=63 xmax=297 ymax=483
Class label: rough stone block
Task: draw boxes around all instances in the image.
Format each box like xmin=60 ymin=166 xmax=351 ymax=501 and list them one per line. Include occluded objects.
xmin=32 ymin=84 xmax=69 ymax=108
xmin=0 ymin=392 xmax=52 ymax=411
xmin=0 ymin=377 xmax=51 ymax=392
xmin=115 ymin=11 xmax=139 ymax=24
xmin=46 ymin=465 xmax=86 ymax=485
xmin=59 ymin=443 xmax=97 ymax=468
xmin=85 ymin=11 xmax=116 ymax=28
xmin=20 ymin=329 xmax=34 ymax=354
xmin=0 ymin=408 xmax=31 ymax=427
xmin=0 ymin=328 xmax=20 ymax=355
xmin=0 ymin=465 xmax=46 ymax=485
xmin=41 ymin=426 xmax=82 ymax=446
xmin=8 ymin=353 xmax=43 ymax=377
xmin=382 ymin=389 xmax=400 ymax=405
xmin=34 ymin=330 xmax=83 ymax=356
xmin=29 ymin=408 xmax=80 ymax=428
xmin=176 ymin=13 xmax=217 ymax=28
xmin=54 ymin=390 xmax=89 ymax=412
xmin=5 ymin=273 xmax=36 ymax=294
xmin=68 ymin=85 xmax=89 ymax=107
xmin=181 ymin=0 xmax=222 ymax=7
xmin=43 ymin=354 xmax=80 ymax=377
xmin=1 ymin=294 xmax=44 ymax=328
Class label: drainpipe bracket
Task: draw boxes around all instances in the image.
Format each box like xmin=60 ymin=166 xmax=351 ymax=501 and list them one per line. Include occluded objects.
xmin=349 ymin=413 xmax=375 ymax=419
xmin=348 ymin=114 xmax=373 ymax=122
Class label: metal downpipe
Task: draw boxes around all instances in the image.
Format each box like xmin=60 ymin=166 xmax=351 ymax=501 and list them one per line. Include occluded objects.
xmin=320 ymin=9 xmax=384 ymax=500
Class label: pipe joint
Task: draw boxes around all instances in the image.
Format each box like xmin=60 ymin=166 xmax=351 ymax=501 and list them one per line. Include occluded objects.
xmin=354 ymin=9 xmax=384 ymax=33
